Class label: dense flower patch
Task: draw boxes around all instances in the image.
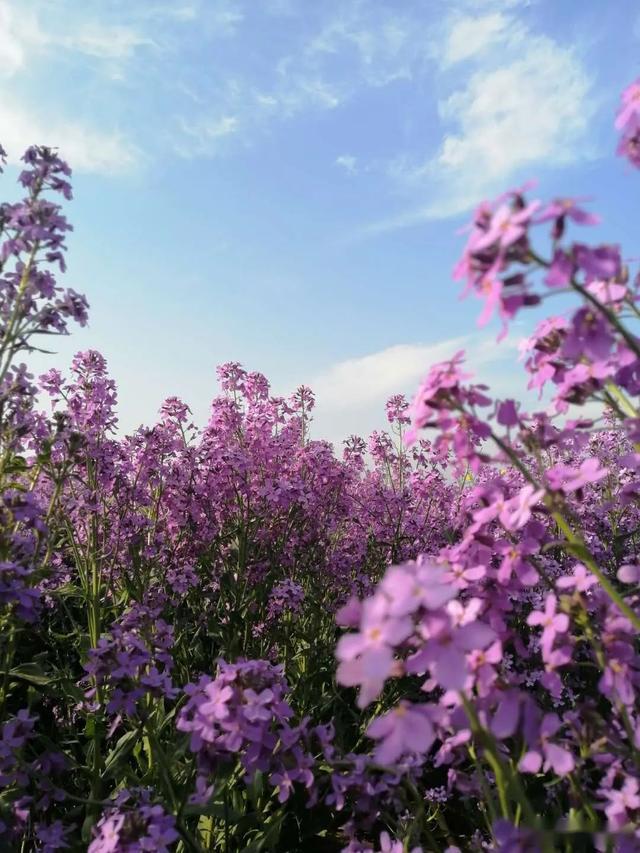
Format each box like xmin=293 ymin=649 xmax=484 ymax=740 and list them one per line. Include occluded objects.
xmin=0 ymin=82 xmax=639 ymax=851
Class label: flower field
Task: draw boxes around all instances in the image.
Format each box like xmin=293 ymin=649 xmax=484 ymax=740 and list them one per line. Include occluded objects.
xmin=0 ymin=81 xmax=640 ymax=852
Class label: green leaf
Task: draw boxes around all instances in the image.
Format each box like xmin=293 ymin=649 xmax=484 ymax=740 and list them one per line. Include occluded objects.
xmin=9 ymin=662 xmax=55 ymax=686
xmin=103 ymin=729 xmax=141 ymax=777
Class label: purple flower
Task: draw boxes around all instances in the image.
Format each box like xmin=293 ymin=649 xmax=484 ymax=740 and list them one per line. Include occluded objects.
xmin=536 ymin=197 xmax=600 ymax=227
xmin=546 ymin=457 xmax=608 ymax=493
xmin=545 ymin=249 xmax=574 ymax=287
xmin=518 ymin=714 xmax=575 ymax=776
xmin=336 ymin=594 xmax=413 ymax=660
xmin=472 ymin=201 xmax=539 ymax=253
xmin=601 ymin=776 xmax=640 ymax=831
xmin=36 ymin=821 xmax=71 ymax=852
xmin=527 ymin=594 xmax=569 ymax=655
xmin=492 ymin=820 xmax=541 ymax=852
xmin=88 ymin=792 xmax=178 ymax=853
xmin=556 ymin=563 xmax=597 ymax=592
xmin=599 ymin=657 xmax=636 ymax=706
xmin=618 ymin=128 xmax=640 ymax=168
xmin=615 ymin=79 xmax=640 ymax=133
xmin=407 ymin=610 xmax=496 ymax=691
xmin=562 ymin=307 xmax=615 ymax=362
xmin=499 ymin=485 xmax=545 ymax=532
xmin=243 ymin=688 xmax=275 ymax=722
xmin=366 ymin=702 xmax=435 ymax=765
xmin=379 ymin=561 xmax=456 ymax=616
xmin=573 ymin=244 xmax=621 ymax=281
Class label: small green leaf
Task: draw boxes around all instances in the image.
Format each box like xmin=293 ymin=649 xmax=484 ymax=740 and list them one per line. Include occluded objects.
xmin=9 ymin=662 xmax=55 ymax=686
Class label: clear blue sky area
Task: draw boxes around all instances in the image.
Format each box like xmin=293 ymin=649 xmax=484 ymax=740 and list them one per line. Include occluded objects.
xmin=4 ymin=0 xmax=639 ymax=444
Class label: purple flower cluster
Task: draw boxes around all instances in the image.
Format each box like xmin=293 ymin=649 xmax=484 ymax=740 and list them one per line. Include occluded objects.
xmin=267 ymin=578 xmax=304 ymax=621
xmin=83 ymin=602 xmax=177 ymax=719
xmin=88 ymin=789 xmax=178 ymax=853
xmin=177 ymin=659 xmax=318 ymax=803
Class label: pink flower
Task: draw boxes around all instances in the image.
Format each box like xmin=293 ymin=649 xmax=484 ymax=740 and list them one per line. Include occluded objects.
xmin=471 ymin=491 xmax=508 ymax=527
xmin=615 ymin=79 xmax=640 ymax=133
xmin=496 ymin=538 xmax=539 ymax=586
xmin=518 ymin=714 xmax=575 ymax=776
xmin=378 ymin=831 xmax=423 ymax=853
xmin=367 ymin=701 xmax=435 ymax=765
xmin=602 ymin=777 xmax=640 ymax=831
xmin=336 ymin=594 xmax=412 ymax=708
xmin=546 ymin=458 xmax=608 ymax=493
xmin=586 ymin=280 xmax=627 ymax=305
xmin=407 ymin=612 xmax=496 ymax=691
xmin=379 ymin=561 xmax=456 ymax=616
xmin=336 ymin=595 xmax=412 ymax=661
xmin=335 ymin=596 xmax=362 ymax=627
xmin=617 ymin=564 xmax=640 ymax=584
xmin=563 ymin=457 xmax=609 ymax=491
xmin=467 ymin=640 xmax=502 ymax=696
xmin=535 ymin=197 xmax=600 ymax=226
xmin=556 ymin=564 xmax=597 ymax=592
xmin=472 ymin=201 xmax=539 ymax=252
xmin=336 ymin=646 xmax=396 ymax=709
xmin=527 ymin=594 xmax=569 ymax=655
xmin=499 ymin=485 xmax=545 ymax=531
xmin=476 ymin=275 xmax=503 ymax=327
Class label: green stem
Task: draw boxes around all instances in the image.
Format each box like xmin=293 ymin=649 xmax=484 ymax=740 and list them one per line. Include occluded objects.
xmin=553 ymin=512 xmax=640 ymax=631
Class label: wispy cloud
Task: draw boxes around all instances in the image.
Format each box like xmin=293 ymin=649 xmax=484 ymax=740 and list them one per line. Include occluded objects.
xmin=175 ymin=114 xmax=240 ymax=157
xmin=431 ymin=39 xmax=592 ymax=203
xmin=366 ymin=9 xmax=594 ymax=231
xmin=0 ymin=0 xmax=146 ymax=172
xmin=172 ymin=1 xmax=435 ymax=157
xmin=439 ymin=11 xmax=519 ymax=66
xmin=335 ymin=154 xmax=358 ymax=174
xmin=311 ymin=339 xmax=468 ymax=411
xmin=0 ymin=99 xmax=139 ymax=174
xmin=302 ymin=5 xmax=427 ymax=88
xmin=0 ymin=1 xmax=43 ymax=76
xmin=303 ymin=334 xmax=523 ymax=447
xmin=60 ymin=25 xmax=153 ymax=60
xmin=0 ymin=0 xmax=152 ymax=65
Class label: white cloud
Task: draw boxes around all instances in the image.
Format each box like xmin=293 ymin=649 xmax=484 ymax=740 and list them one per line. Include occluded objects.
xmin=0 ymin=100 xmax=139 ymax=174
xmin=441 ymin=12 xmax=517 ymax=65
xmin=174 ymin=114 xmax=240 ymax=157
xmin=303 ymin=335 xmax=524 ymax=447
xmin=305 ymin=9 xmax=420 ymax=87
xmin=441 ymin=41 xmax=589 ymax=167
xmin=369 ymin=19 xmax=594 ymax=231
xmin=0 ymin=2 xmax=44 ymax=76
xmin=60 ymin=25 xmax=153 ymax=60
xmin=336 ymin=154 xmax=358 ymax=174
xmin=0 ymin=0 xmax=151 ymax=65
xmin=0 ymin=0 xmax=145 ymax=172
xmin=175 ymin=2 xmax=436 ymax=157
xmin=430 ymin=38 xmax=592 ymax=209
xmin=311 ymin=340 xmax=468 ymax=411
xmin=206 ymin=1 xmax=244 ymax=35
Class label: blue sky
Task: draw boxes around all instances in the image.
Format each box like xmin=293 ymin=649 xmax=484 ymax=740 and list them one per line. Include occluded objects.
xmin=3 ymin=0 xmax=639 ymax=444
